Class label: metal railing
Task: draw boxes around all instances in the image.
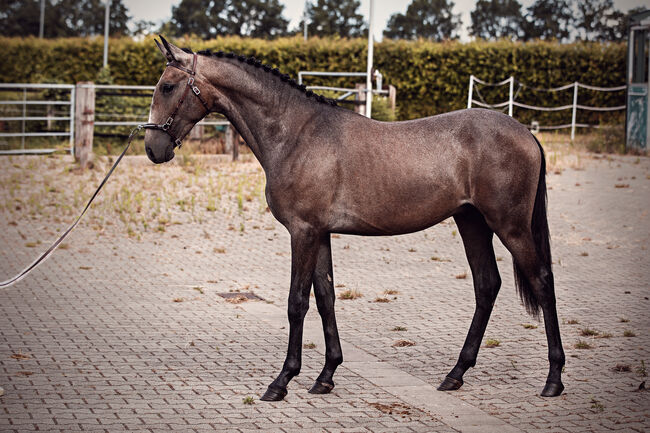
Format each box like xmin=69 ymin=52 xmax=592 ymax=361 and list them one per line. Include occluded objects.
xmin=0 ymin=83 xmax=75 ymax=154
xmin=467 ymin=75 xmax=626 ymax=140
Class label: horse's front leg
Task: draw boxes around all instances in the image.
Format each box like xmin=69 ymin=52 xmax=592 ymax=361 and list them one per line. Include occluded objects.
xmin=309 ymin=234 xmax=343 ymax=394
xmin=261 ymin=225 xmax=321 ymax=401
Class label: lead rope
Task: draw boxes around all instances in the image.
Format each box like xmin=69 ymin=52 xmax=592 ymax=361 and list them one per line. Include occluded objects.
xmin=0 ymin=125 xmax=145 ymax=288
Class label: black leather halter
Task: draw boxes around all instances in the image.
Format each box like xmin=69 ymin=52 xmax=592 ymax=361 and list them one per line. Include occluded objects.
xmin=143 ymin=53 xmax=211 ymax=149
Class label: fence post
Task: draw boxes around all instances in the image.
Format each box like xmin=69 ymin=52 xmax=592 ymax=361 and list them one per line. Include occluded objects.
xmin=571 ymin=82 xmax=578 ymax=142
xmin=74 ymin=82 xmax=94 ymax=169
xmin=508 ymin=76 xmax=514 ymax=117
xmin=388 ymin=85 xmax=397 ymax=115
xmin=355 ymin=83 xmax=366 ymax=116
xmin=226 ymin=124 xmax=238 ymax=161
xmin=467 ymin=75 xmax=474 ymax=109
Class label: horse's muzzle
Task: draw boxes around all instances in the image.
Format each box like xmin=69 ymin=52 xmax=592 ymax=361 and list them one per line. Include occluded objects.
xmin=145 ymin=144 xmax=175 ymax=164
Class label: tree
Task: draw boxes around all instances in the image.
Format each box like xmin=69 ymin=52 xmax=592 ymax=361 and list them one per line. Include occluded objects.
xmin=574 ymin=0 xmax=626 ymax=41
xmin=0 ymin=0 xmax=131 ymax=38
xmin=303 ymin=0 xmax=366 ymax=38
xmin=522 ymin=0 xmax=574 ymax=41
xmin=383 ymin=0 xmax=461 ymax=41
xmin=169 ymin=0 xmax=288 ymax=39
xmin=470 ymin=0 xmax=525 ymax=40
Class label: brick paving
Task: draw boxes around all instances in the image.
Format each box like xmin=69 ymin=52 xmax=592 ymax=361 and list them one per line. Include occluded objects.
xmin=0 ymin=151 xmax=649 ymax=432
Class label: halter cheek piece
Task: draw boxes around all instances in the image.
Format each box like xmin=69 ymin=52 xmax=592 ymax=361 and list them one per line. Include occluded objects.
xmin=143 ymin=53 xmax=211 ymax=149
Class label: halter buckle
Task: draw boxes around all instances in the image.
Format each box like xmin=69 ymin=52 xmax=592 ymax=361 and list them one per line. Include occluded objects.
xmin=162 ymin=116 xmax=173 ymax=130
xmin=192 ymin=86 xmax=201 ymax=95
xmin=175 ymin=138 xmax=183 ymax=148
xmin=188 ymin=76 xmax=195 ymax=86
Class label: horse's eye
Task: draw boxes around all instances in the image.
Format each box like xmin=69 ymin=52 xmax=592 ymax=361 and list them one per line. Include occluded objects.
xmin=161 ymin=83 xmax=175 ymax=94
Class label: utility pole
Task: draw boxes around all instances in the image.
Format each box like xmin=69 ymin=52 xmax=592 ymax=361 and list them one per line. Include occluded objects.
xmin=365 ymin=0 xmax=374 ymax=118
xmin=303 ymin=1 xmax=308 ymax=41
xmin=103 ymin=0 xmax=110 ymax=68
xmin=39 ymin=0 xmax=45 ymax=38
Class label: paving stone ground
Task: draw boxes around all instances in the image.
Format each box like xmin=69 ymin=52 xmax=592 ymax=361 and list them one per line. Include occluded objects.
xmin=0 ymin=149 xmax=649 ymax=432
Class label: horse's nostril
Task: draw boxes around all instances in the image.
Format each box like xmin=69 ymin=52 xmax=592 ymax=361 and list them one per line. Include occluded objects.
xmin=146 ymin=146 xmax=155 ymax=161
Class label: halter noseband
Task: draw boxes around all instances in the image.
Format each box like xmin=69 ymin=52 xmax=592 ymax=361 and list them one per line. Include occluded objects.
xmin=143 ymin=53 xmax=211 ymax=149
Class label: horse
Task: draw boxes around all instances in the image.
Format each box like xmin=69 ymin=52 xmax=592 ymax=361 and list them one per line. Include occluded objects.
xmin=144 ymin=36 xmax=565 ymax=401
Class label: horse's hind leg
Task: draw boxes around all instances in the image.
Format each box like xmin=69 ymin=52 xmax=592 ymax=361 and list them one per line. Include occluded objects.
xmin=497 ymin=227 xmax=565 ymax=397
xmin=438 ymin=206 xmax=502 ymax=392
xmin=309 ymin=234 xmax=343 ymax=394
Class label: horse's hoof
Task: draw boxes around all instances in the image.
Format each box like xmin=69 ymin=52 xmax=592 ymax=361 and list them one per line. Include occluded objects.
xmin=260 ymin=385 xmax=288 ymax=401
xmin=437 ymin=376 xmax=463 ymax=391
xmin=540 ymin=381 xmax=564 ymax=397
xmin=308 ymin=381 xmax=334 ymax=394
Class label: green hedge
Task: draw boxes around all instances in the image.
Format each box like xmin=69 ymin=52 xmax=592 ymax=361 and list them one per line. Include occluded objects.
xmin=0 ymin=36 xmax=625 ymax=126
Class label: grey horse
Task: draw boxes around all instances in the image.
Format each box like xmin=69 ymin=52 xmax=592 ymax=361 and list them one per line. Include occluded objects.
xmin=144 ymin=37 xmax=565 ymax=401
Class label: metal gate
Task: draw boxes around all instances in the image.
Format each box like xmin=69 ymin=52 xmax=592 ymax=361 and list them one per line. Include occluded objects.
xmin=0 ymin=83 xmax=75 ymax=155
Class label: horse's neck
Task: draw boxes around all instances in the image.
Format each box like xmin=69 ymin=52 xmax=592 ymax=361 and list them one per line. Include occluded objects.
xmin=205 ymin=61 xmax=336 ymax=171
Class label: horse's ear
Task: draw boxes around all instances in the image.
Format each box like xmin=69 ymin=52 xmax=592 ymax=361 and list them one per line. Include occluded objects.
xmin=154 ymin=38 xmax=172 ymax=61
xmin=157 ymin=35 xmax=187 ymax=63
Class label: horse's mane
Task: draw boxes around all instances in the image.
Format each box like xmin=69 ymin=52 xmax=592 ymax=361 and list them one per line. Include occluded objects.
xmin=180 ymin=47 xmax=338 ymax=107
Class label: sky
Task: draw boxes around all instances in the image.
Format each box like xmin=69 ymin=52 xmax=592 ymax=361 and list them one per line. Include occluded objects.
xmin=125 ymin=0 xmax=649 ymax=42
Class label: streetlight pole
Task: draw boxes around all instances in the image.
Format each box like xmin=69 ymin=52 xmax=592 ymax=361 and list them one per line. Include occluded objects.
xmin=103 ymin=0 xmax=110 ymax=68
xmin=365 ymin=0 xmax=374 ymax=118
xmin=39 ymin=0 xmax=45 ymax=38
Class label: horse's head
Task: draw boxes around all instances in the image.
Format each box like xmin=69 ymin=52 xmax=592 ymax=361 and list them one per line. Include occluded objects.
xmin=145 ymin=36 xmax=212 ymax=163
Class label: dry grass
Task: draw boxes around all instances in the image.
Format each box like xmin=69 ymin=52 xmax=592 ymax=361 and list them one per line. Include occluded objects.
xmin=485 ymin=338 xmax=500 ymax=348
xmin=338 ymin=288 xmax=362 ymax=300
xmin=392 ymin=340 xmax=416 ymax=347
xmin=0 ymin=154 xmax=267 ymax=239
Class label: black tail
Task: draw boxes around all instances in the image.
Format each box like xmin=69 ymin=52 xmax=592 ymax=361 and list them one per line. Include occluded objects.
xmin=514 ymin=135 xmax=552 ymax=318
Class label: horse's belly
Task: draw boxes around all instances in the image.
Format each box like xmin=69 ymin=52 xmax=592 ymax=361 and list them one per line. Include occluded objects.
xmin=328 ymin=188 xmax=464 ymax=236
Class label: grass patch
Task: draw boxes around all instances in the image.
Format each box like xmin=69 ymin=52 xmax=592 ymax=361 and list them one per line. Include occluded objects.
xmin=485 ymin=338 xmax=500 ymax=348
xmin=636 ymin=360 xmax=647 ymax=377
xmin=619 ymin=317 xmax=629 ymax=323
xmin=338 ymin=288 xmax=362 ymax=300
xmin=522 ymin=323 xmax=538 ymax=329
xmin=567 ymin=319 xmax=580 ymax=325
xmin=455 ymin=272 xmax=467 ymax=279
xmin=623 ymin=330 xmax=636 ymax=337
xmin=242 ymin=396 xmax=255 ymax=405
xmin=303 ymin=342 xmax=316 ymax=349
xmin=392 ymin=326 xmax=407 ymax=331
xmin=374 ymin=297 xmax=390 ymax=303
xmin=590 ymin=397 xmax=605 ymax=413
xmin=193 ymin=286 xmax=204 ymax=294
xmin=574 ymin=340 xmax=592 ymax=349
xmin=383 ymin=289 xmax=399 ymax=295
xmin=580 ymin=328 xmax=599 ymax=337
xmin=393 ymin=340 xmax=416 ymax=347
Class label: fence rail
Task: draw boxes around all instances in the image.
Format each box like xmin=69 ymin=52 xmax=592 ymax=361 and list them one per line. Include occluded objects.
xmin=0 ymin=83 xmax=75 ymax=154
xmin=467 ymin=75 xmax=626 ymax=140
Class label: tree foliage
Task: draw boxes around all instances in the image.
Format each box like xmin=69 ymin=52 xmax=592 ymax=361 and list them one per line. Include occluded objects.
xmin=383 ymin=0 xmax=461 ymax=41
xmin=522 ymin=0 xmax=574 ymax=41
xmin=303 ymin=0 xmax=366 ymax=38
xmin=169 ymin=0 xmax=289 ymax=39
xmin=470 ymin=0 xmax=524 ymax=40
xmin=0 ymin=0 xmax=130 ymax=38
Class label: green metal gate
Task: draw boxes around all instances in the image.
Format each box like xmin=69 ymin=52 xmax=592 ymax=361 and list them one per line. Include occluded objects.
xmin=626 ymin=10 xmax=650 ymax=152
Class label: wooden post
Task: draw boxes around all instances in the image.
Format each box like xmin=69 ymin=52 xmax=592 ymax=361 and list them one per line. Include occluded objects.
xmin=355 ymin=83 xmax=366 ymax=116
xmin=388 ymin=85 xmax=397 ymax=115
xmin=226 ymin=124 xmax=238 ymax=161
xmin=74 ymin=82 xmax=95 ymax=169
xmin=189 ymin=124 xmax=203 ymax=140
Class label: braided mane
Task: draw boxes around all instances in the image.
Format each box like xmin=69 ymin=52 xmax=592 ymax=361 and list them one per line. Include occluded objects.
xmin=181 ymin=47 xmax=338 ymax=107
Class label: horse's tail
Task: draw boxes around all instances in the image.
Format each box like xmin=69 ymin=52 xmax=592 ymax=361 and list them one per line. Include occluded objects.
xmin=514 ymin=135 xmax=551 ymax=318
